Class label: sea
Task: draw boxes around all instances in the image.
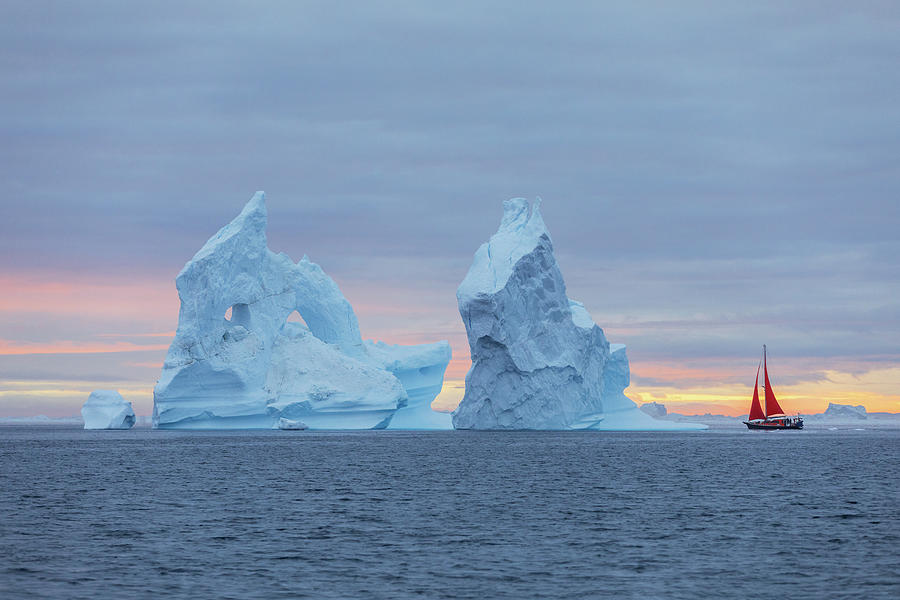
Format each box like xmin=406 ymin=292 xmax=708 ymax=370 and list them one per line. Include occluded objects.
xmin=1 ymin=427 xmax=897 ymax=599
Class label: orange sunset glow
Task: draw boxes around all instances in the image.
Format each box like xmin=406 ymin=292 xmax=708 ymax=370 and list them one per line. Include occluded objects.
xmin=1 ymin=273 xmax=898 ymax=418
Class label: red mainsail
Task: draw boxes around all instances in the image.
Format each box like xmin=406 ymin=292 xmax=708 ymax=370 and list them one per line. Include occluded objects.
xmin=748 ymin=363 xmax=764 ymax=421
xmin=763 ymin=350 xmax=785 ymax=417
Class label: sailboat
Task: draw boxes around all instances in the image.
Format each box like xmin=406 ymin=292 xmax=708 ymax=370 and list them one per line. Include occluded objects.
xmin=743 ymin=345 xmax=803 ymax=430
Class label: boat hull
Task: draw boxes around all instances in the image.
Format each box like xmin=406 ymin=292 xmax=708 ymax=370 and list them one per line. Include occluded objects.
xmin=744 ymin=419 xmax=803 ymax=430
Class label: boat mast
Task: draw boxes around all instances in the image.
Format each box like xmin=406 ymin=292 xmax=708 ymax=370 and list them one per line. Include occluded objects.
xmin=762 ymin=344 xmax=786 ymax=417
xmin=762 ymin=344 xmax=768 ymax=420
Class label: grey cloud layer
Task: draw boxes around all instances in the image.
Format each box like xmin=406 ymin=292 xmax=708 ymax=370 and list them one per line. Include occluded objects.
xmin=1 ymin=1 xmax=898 ymax=365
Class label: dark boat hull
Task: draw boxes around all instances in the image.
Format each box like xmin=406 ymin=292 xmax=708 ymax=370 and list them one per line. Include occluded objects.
xmin=744 ymin=419 xmax=803 ymax=430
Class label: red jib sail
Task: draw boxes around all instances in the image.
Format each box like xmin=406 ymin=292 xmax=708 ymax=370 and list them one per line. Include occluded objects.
xmin=763 ymin=354 xmax=785 ymax=417
xmin=748 ymin=363 xmax=765 ymax=421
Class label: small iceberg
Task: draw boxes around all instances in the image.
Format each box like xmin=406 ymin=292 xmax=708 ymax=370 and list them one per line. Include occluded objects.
xmin=276 ymin=418 xmax=309 ymax=430
xmin=81 ymin=390 xmax=136 ymax=430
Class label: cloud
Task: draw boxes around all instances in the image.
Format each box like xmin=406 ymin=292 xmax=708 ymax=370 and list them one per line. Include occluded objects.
xmin=0 ymin=2 xmax=898 ymax=414
xmin=2 ymin=2 xmax=898 ymax=270
xmin=0 ymin=350 xmax=165 ymax=383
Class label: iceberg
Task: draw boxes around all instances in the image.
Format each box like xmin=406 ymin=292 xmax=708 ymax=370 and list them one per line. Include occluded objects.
xmin=803 ymin=402 xmax=871 ymax=425
xmin=153 ymin=192 xmax=451 ymax=430
xmin=453 ymin=198 xmax=705 ymax=431
xmin=365 ymin=340 xmax=454 ymax=430
xmin=82 ymin=390 xmax=136 ymax=430
xmin=822 ymin=403 xmax=867 ymax=420
xmin=276 ymin=417 xmax=309 ymax=430
xmin=640 ymin=401 xmax=668 ymax=418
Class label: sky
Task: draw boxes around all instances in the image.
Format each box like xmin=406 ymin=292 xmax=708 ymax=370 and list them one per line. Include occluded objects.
xmin=1 ymin=1 xmax=898 ymax=417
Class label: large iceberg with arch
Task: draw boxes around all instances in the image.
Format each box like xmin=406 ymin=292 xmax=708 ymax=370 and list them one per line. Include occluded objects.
xmin=152 ymin=192 xmax=451 ymax=430
xmin=453 ymin=198 xmax=705 ymax=431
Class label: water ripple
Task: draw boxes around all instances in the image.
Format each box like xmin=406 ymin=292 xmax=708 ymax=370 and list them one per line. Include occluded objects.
xmin=0 ymin=427 xmax=898 ymax=599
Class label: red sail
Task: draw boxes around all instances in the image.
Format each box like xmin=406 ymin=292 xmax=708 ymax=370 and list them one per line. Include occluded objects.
xmin=763 ymin=357 xmax=785 ymax=417
xmin=748 ymin=363 xmax=764 ymax=421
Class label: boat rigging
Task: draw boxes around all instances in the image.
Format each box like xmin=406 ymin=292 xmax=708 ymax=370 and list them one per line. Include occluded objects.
xmin=743 ymin=345 xmax=803 ymax=430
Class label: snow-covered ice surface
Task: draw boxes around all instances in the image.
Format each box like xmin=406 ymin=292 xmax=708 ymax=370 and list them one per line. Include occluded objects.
xmin=453 ymin=198 xmax=704 ymax=431
xmin=152 ymin=192 xmax=451 ymax=429
xmin=81 ymin=390 xmax=135 ymax=430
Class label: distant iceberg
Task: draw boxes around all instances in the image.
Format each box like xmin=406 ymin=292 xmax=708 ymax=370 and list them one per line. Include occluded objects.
xmin=453 ymin=198 xmax=705 ymax=431
xmin=275 ymin=417 xmax=308 ymax=430
xmin=82 ymin=390 xmax=135 ymax=430
xmin=0 ymin=415 xmax=83 ymax=425
xmin=152 ymin=192 xmax=451 ymax=430
xmin=640 ymin=401 xmax=668 ymax=418
xmin=821 ymin=403 xmax=867 ymax=420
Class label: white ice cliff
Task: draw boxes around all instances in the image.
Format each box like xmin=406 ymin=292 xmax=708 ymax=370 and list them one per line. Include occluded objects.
xmin=82 ymin=390 xmax=136 ymax=430
xmin=152 ymin=192 xmax=452 ymax=429
xmin=453 ymin=198 xmax=705 ymax=430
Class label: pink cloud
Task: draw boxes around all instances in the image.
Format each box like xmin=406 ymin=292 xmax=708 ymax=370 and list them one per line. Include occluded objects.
xmin=0 ymin=274 xmax=178 ymax=321
xmin=0 ymin=339 xmax=170 ymax=356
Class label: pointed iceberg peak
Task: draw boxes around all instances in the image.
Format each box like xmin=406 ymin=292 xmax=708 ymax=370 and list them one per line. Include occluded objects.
xmin=458 ymin=197 xmax=552 ymax=299
xmin=241 ymin=190 xmax=266 ymax=215
xmin=229 ymin=190 xmax=267 ymax=236
xmin=492 ymin=197 xmax=550 ymax=252
xmin=187 ymin=191 xmax=269 ymax=269
xmin=249 ymin=190 xmax=266 ymax=204
xmin=499 ymin=198 xmax=530 ymax=230
xmin=221 ymin=190 xmax=267 ymax=231
xmin=498 ymin=197 xmax=548 ymax=239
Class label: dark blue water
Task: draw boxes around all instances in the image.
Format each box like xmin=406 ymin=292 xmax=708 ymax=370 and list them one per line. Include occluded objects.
xmin=1 ymin=428 xmax=898 ymax=599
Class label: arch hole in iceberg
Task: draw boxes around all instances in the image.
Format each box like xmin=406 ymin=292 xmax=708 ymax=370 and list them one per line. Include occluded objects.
xmin=224 ymin=303 xmax=251 ymax=328
xmin=286 ymin=310 xmax=310 ymax=329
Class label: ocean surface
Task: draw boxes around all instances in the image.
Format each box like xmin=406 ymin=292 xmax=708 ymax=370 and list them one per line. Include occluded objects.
xmin=1 ymin=427 xmax=897 ymax=599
